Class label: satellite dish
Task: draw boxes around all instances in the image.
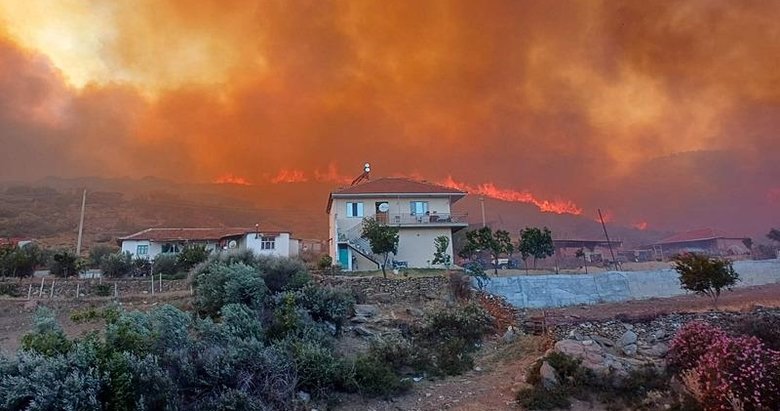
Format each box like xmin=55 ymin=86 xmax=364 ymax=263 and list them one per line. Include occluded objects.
xmin=378 ymin=202 xmax=390 ymax=212
xmin=228 ymin=240 xmax=238 ymax=249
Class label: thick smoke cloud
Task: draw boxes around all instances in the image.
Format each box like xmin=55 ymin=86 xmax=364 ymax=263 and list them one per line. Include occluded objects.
xmin=0 ymin=0 xmax=778 ymax=233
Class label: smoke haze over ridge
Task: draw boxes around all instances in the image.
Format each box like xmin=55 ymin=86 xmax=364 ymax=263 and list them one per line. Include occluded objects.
xmin=0 ymin=0 xmax=778 ymax=234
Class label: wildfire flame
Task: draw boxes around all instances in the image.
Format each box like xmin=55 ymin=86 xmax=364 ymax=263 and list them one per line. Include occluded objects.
xmin=595 ymin=209 xmax=615 ymax=223
xmin=632 ymin=221 xmax=648 ymax=230
xmin=214 ymin=174 xmax=252 ymax=185
xmin=270 ymin=169 xmax=308 ymax=183
xmin=439 ymin=176 xmax=582 ymax=215
xmin=314 ymin=163 xmax=353 ymax=185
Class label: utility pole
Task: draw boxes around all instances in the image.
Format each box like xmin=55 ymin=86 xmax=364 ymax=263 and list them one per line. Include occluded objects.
xmin=597 ymin=209 xmax=618 ymax=271
xmin=76 ymin=189 xmax=87 ymax=255
xmin=480 ymin=197 xmax=486 ymax=228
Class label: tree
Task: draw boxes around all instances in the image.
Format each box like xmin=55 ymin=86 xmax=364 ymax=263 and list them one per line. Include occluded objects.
xmin=458 ymin=227 xmax=513 ymax=275
xmin=672 ymin=253 xmax=739 ymax=309
xmin=177 ymin=244 xmax=210 ymax=271
xmin=100 ymin=252 xmax=133 ymax=278
xmin=767 ymin=228 xmax=780 ymax=243
xmin=517 ymin=227 xmax=554 ymax=271
xmin=360 ymin=217 xmax=399 ymax=278
xmin=0 ymin=243 xmax=41 ymax=278
xmin=88 ymin=244 xmax=117 ymax=268
xmin=431 ymin=236 xmax=452 ymax=269
xmin=49 ymin=250 xmax=86 ymax=277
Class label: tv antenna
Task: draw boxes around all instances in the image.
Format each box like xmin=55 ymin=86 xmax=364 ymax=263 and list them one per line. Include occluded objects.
xmin=351 ymin=162 xmax=371 ymax=186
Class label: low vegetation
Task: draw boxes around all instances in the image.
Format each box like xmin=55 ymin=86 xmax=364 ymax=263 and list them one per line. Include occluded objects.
xmin=0 ymin=254 xmax=497 ymax=409
xmin=672 ymin=252 xmax=740 ymax=308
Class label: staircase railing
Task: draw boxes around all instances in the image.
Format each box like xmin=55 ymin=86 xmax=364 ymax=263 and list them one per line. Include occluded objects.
xmin=340 ymin=223 xmax=380 ymax=264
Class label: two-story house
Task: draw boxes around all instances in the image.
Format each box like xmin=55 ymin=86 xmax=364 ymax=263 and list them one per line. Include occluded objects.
xmin=118 ymin=227 xmax=299 ymax=260
xmin=326 ymin=177 xmax=468 ymax=271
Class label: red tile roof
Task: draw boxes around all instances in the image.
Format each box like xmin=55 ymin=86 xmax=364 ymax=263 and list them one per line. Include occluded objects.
xmin=118 ymin=227 xmax=286 ymax=242
xmin=327 ymin=177 xmax=466 ymax=212
xmin=654 ymin=228 xmax=743 ymax=245
xmin=331 ymin=177 xmax=466 ymax=196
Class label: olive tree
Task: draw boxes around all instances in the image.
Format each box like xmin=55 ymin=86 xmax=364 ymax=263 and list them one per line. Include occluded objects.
xmin=360 ymin=217 xmax=399 ymax=278
xmin=672 ymin=253 xmax=739 ymax=309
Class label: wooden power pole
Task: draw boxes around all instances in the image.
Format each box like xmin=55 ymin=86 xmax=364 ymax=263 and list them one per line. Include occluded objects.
xmin=597 ymin=208 xmax=618 ymax=270
xmin=76 ymin=189 xmax=87 ymax=255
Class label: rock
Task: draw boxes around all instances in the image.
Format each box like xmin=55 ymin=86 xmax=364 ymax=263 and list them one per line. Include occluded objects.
xmin=540 ymin=361 xmax=558 ymax=389
xmin=622 ymin=343 xmax=638 ymax=357
xmin=619 ymin=330 xmax=638 ymax=347
xmin=652 ymin=329 xmax=666 ymax=341
xmin=373 ymin=293 xmax=393 ymax=303
xmin=354 ymin=304 xmax=379 ymax=318
xmin=297 ymin=391 xmax=310 ymax=403
xmin=622 ymin=323 xmax=634 ymax=331
xmin=582 ymin=340 xmax=594 ymax=346
xmin=503 ymin=326 xmax=519 ymax=343
xmin=353 ymin=326 xmax=375 ymax=337
xmin=640 ymin=343 xmax=669 ymax=358
xmin=591 ymin=335 xmax=615 ymax=348
xmin=406 ymin=307 xmax=424 ymax=317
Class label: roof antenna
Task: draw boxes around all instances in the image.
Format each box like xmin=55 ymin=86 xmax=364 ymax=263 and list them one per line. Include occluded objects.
xmin=351 ymin=162 xmax=371 ymax=186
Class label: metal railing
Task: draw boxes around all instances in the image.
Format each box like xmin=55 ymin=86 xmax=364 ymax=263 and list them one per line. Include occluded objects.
xmin=384 ymin=212 xmax=468 ymax=225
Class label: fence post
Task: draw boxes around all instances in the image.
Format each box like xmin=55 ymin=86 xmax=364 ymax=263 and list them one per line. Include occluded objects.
xmin=151 ymin=275 xmax=154 ymax=296
xmin=76 ymin=283 xmax=80 ymax=300
xmin=38 ymin=277 xmax=45 ymax=298
xmin=27 ymin=284 xmax=32 ymax=300
xmin=114 ymin=282 xmax=118 ymax=299
xmin=50 ymin=280 xmax=55 ymax=298
xmin=159 ymin=273 xmax=162 ymax=293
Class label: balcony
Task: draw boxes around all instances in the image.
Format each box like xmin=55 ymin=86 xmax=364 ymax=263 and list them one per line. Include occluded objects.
xmin=383 ymin=212 xmax=468 ymax=226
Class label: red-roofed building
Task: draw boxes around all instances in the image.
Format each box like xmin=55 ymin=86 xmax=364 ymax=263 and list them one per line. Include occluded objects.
xmin=327 ymin=177 xmax=468 ymax=271
xmin=118 ymin=227 xmax=299 ymax=260
xmin=651 ymin=228 xmax=751 ymax=258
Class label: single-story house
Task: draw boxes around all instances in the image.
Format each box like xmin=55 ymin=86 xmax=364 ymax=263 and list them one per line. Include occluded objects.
xmin=118 ymin=227 xmax=299 ymax=260
xmin=651 ymin=228 xmax=751 ymax=258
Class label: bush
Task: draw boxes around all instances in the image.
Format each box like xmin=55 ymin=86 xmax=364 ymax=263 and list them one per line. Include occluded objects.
xmin=0 ymin=282 xmax=20 ymax=297
xmin=667 ymin=321 xmax=728 ymax=372
xmin=88 ymin=244 xmax=116 ymax=268
xmin=49 ymin=249 xmax=86 ymax=277
xmin=352 ymin=354 xmax=411 ymax=397
xmin=176 ymin=244 xmax=210 ymax=271
xmin=92 ymin=283 xmax=113 ymax=297
xmin=691 ymin=335 xmax=780 ymax=410
xmin=0 ymin=243 xmax=42 ymax=277
xmin=516 ymin=385 xmax=572 ymax=410
xmin=317 ymin=255 xmax=333 ymax=271
xmin=290 ymin=340 xmax=349 ymax=394
xmin=256 ymin=255 xmax=311 ymax=293
xmin=730 ymin=313 xmax=780 ymax=350
xmin=100 ymin=251 xmax=133 ymax=278
xmin=20 ymin=307 xmax=72 ymax=356
xmin=289 ymin=284 xmax=355 ymax=332
xmin=417 ymin=303 xmax=494 ymax=347
xmin=194 ymin=262 xmax=268 ymax=317
xmin=672 ymin=253 xmax=739 ymax=307
xmin=152 ymin=254 xmax=178 ymax=276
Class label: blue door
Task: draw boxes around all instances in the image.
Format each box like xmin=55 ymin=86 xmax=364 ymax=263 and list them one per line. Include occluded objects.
xmin=338 ymin=245 xmax=349 ymax=269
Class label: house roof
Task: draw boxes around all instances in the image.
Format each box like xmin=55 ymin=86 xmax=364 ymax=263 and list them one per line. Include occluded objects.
xmin=553 ymin=239 xmax=623 ymax=247
xmin=327 ymin=177 xmax=467 ymax=213
xmin=654 ymin=228 xmax=744 ymax=245
xmin=118 ymin=227 xmax=286 ymax=242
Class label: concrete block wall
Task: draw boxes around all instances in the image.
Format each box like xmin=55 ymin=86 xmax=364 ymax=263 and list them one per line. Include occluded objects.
xmin=479 ymin=259 xmax=780 ymax=309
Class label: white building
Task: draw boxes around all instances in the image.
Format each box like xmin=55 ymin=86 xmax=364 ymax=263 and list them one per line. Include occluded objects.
xmin=326 ymin=177 xmax=468 ymax=271
xmin=118 ymin=227 xmax=299 ymax=260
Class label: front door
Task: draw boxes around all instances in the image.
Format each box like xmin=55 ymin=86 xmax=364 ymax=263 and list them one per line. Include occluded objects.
xmin=338 ymin=245 xmax=350 ymax=269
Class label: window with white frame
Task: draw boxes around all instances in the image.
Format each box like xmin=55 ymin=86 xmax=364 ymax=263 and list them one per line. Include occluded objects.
xmin=346 ymin=202 xmax=364 ymax=217
xmin=136 ymin=244 xmax=149 ymax=256
xmin=410 ymin=201 xmax=429 ymax=215
xmin=260 ymin=236 xmax=276 ymax=250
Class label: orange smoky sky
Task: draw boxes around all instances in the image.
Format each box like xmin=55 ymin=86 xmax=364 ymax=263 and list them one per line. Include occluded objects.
xmin=0 ymin=0 xmax=778 ymax=234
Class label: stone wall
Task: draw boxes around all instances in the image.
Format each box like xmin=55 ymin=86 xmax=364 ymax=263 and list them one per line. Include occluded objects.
xmin=316 ymin=275 xmax=449 ymax=303
xmin=0 ymin=277 xmax=190 ymax=299
xmin=480 ymin=259 xmax=780 ymax=309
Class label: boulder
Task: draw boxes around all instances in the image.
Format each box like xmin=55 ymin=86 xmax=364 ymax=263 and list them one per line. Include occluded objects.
xmin=622 ymin=343 xmax=638 ymax=357
xmin=539 ymin=361 xmax=558 ymax=389
xmin=354 ymin=304 xmax=379 ymax=318
xmin=590 ymin=335 xmax=615 ymax=348
xmin=618 ymin=330 xmax=638 ymax=347
xmin=639 ymin=343 xmax=669 ymax=358
xmin=503 ymin=326 xmax=519 ymax=343
xmin=353 ymin=326 xmax=375 ymax=337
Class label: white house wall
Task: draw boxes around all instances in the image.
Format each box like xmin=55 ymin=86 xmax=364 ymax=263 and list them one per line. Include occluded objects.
xmin=243 ymin=233 xmax=293 ymax=257
xmin=395 ymin=227 xmax=454 ymax=269
xmin=331 ymin=196 xmax=454 ymax=234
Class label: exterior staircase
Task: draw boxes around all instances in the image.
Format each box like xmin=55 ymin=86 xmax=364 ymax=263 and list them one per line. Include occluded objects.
xmin=341 ymin=223 xmax=381 ymax=266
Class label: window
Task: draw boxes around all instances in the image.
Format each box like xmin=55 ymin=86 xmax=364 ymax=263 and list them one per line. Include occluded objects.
xmin=346 ymin=202 xmax=364 ymax=217
xmin=161 ymin=243 xmax=180 ymax=254
xmin=261 ymin=236 xmax=276 ymax=250
xmin=136 ymin=245 xmax=149 ymax=255
xmin=410 ymin=201 xmax=429 ymax=215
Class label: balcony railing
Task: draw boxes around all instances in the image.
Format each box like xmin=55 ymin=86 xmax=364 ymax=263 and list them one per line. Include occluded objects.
xmin=381 ymin=212 xmax=468 ymax=226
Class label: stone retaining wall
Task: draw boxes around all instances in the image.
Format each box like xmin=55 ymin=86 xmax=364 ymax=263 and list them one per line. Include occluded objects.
xmin=480 ymin=259 xmax=780 ymax=309
xmin=316 ymin=275 xmax=449 ymax=303
xmin=0 ymin=277 xmax=190 ymax=299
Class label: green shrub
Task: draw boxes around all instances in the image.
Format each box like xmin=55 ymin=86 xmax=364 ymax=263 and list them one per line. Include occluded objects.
xmin=194 ymin=262 xmax=267 ymax=317
xmin=289 ymin=284 xmax=355 ymax=332
xmin=100 ymin=252 xmax=133 ymax=278
xmin=352 ymin=354 xmax=411 ymax=398
xmin=152 ymin=254 xmax=178 ymax=276
xmin=92 ymin=283 xmax=113 ymax=297
xmin=20 ymin=307 xmax=72 ymax=356
xmin=176 ymin=244 xmax=210 ymax=271
xmin=317 ymin=255 xmax=333 ymax=271
xmin=428 ymin=337 xmax=475 ymax=376
xmin=256 ymin=255 xmax=311 ymax=293
xmin=368 ymin=333 xmax=417 ymax=372
xmin=417 ymin=303 xmax=494 ymax=347
xmin=516 ymin=385 xmax=571 ymax=410
xmin=88 ymin=244 xmax=117 ymax=267
xmin=0 ymin=282 xmax=20 ymax=297
xmin=290 ymin=340 xmax=349 ymax=394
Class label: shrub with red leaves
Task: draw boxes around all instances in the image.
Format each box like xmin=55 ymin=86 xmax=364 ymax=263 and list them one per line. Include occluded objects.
xmin=667 ymin=321 xmax=727 ymax=372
